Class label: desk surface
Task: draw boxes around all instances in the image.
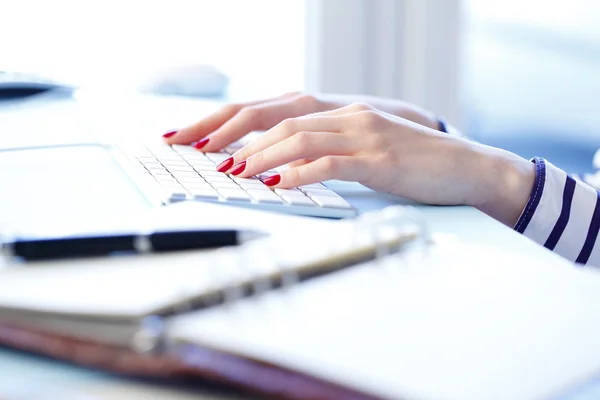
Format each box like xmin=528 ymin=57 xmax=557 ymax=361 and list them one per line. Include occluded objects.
xmin=0 ymin=91 xmax=578 ymax=399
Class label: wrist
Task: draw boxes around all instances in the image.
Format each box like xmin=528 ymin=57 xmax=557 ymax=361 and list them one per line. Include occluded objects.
xmin=463 ymin=143 xmax=536 ymax=226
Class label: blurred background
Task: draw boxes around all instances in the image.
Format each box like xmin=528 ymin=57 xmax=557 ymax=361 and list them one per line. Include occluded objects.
xmin=1 ymin=0 xmax=598 ymax=172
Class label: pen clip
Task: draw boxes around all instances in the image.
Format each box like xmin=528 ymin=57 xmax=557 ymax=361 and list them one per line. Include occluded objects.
xmin=133 ymin=233 xmax=153 ymax=254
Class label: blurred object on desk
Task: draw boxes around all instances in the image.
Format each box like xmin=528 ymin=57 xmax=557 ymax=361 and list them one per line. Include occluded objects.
xmin=135 ymin=64 xmax=229 ymax=98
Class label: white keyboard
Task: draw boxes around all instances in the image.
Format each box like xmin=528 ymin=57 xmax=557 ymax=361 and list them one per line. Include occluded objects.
xmin=121 ymin=140 xmax=357 ymax=219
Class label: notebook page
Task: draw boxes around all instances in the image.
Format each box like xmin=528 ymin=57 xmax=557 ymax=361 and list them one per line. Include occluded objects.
xmin=0 ymin=204 xmax=418 ymax=320
xmin=0 ymin=203 xmax=345 ymax=318
xmin=167 ymin=237 xmax=600 ymax=400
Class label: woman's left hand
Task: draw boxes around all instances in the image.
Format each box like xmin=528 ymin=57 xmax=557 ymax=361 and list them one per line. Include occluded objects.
xmin=217 ymin=103 xmax=536 ymax=226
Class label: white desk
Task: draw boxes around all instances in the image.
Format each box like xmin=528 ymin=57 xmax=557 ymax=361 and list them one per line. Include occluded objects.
xmin=0 ymin=91 xmax=590 ymax=400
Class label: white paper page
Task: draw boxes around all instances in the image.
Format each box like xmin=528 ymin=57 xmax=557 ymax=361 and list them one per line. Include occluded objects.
xmin=0 ymin=203 xmax=345 ymax=317
xmin=168 ymin=237 xmax=600 ymax=400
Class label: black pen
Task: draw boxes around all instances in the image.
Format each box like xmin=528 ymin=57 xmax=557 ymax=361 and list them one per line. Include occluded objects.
xmin=1 ymin=229 xmax=267 ymax=261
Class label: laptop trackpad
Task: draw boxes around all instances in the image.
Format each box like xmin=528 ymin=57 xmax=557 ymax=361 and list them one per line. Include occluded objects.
xmin=0 ymin=145 xmax=152 ymax=234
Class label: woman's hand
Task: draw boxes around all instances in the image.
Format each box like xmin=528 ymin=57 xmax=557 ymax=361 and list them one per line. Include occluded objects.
xmin=162 ymin=92 xmax=441 ymax=152
xmin=221 ymin=103 xmax=536 ymax=227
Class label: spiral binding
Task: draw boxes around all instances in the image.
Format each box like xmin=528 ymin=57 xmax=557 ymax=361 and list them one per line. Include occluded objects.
xmin=133 ymin=205 xmax=430 ymax=354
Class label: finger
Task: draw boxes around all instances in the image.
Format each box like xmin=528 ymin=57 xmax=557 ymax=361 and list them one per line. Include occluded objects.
xmin=231 ymin=115 xmax=343 ymax=163
xmin=287 ymin=158 xmax=313 ymax=168
xmin=266 ymin=156 xmax=368 ymax=189
xmin=198 ymin=98 xmax=311 ymax=152
xmin=165 ymin=103 xmax=243 ymax=145
xmin=234 ymin=132 xmax=355 ymax=178
xmin=165 ymin=92 xmax=296 ymax=145
xmin=307 ymin=102 xmax=375 ymax=117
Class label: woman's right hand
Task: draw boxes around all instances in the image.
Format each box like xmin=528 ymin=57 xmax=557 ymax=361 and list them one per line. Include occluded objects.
xmin=162 ymin=92 xmax=441 ymax=153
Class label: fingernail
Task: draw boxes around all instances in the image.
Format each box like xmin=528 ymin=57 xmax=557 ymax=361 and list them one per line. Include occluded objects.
xmin=230 ymin=161 xmax=246 ymax=176
xmin=216 ymin=157 xmax=234 ymax=172
xmin=264 ymin=174 xmax=281 ymax=186
xmin=162 ymin=130 xmax=177 ymax=139
xmin=194 ymin=138 xmax=210 ymax=150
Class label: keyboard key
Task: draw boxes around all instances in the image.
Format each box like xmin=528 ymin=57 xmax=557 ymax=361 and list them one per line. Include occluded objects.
xmin=182 ymin=155 xmax=210 ymax=163
xmin=154 ymin=175 xmax=177 ymax=182
xmin=234 ymin=181 xmax=263 ymax=188
xmin=311 ymin=195 xmax=352 ymax=209
xmin=155 ymin=155 xmax=184 ymax=161
xmin=275 ymin=188 xmax=301 ymax=196
xmin=202 ymin=172 xmax=231 ymax=180
xmin=188 ymin=188 xmax=220 ymax=200
xmin=196 ymin=169 xmax=223 ymax=176
xmin=302 ymin=188 xmax=341 ymax=198
xmin=189 ymin=157 xmax=213 ymax=163
xmin=210 ymin=182 xmax=239 ymax=190
xmin=217 ymin=189 xmax=251 ymax=202
xmin=194 ymin=167 xmax=220 ymax=174
xmin=171 ymin=171 xmax=201 ymax=178
xmin=143 ymin=162 xmax=163 ymax=169
xmin=205 ymin=152 xmax=230 ymax=161
xmin=204 ymin=176 xmax=234 ymax=184
xmin=150 ymin=150 xmax=178 ymax=158
xmin=187 ymin=162 xmax=211 ymax=170
xmin=239 ymin=182 xmax=267 ymax=190
xmin=160 ymin=186 xmax=188 ymax=199
xmin=177 ymin=176 xmax=210 ymax=188
xmin=172 ymin=144 xmax=197 ymax=153
xmin=162 ymin=160 xmax=190 ymax=167
xmin=137 ymin=156 xmax=157 ymax=163
xmin=246 ymin=189 xmax=284 ymax=204
xmin=280 ymin=194 xmax=316 ymax=207
xmin=184 ymin=185 xmax=214 ymax=193
xmin=299 ymin=183 xmax=326 ymax=189
xmin=165 ymin=165 xmax=195 ymax=173
xmin=149 ymin=169 xmax=171 ymax=176
xmin=232 ymin=177 xmax=259 ymax=184
xmin=159 ymin=180 xmax=185 ymax=188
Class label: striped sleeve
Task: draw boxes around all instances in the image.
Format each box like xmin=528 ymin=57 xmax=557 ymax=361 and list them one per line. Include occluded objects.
xmin=514 ymin=157 xmax=600 ymax=267
xmin=437 ymin=117 xmax=464 ymax=137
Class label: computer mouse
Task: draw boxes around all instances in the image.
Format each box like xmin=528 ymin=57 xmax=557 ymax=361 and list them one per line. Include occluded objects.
xmin=137 ymin=64 xmax=229 ymax=98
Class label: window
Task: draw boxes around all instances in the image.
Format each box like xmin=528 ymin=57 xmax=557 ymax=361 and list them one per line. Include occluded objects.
xmin=464 ymin=0 xmax=600 ymax=171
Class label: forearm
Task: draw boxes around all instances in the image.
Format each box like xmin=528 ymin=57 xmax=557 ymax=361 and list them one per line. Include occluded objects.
xmin=514 ymin=158 xmax=600 ymax=266
xmin=466 ymin=143 xmax=537 ymax=227
xmin=461 ymin=142 xmax=600 ymax=266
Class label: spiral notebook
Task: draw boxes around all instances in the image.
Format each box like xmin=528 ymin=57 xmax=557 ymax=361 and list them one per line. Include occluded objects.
xmin=1 ymin=205 xmax=600 ymax=400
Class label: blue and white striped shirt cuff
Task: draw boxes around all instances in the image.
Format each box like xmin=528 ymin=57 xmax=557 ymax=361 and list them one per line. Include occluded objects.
xmin=437 ymin=117 xmax=463 ymax=137
xmin=514 ymin=157 xmax=600 ymax=266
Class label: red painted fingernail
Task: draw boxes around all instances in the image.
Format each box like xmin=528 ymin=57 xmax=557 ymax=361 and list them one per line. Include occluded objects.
xmin=162 ymin=130 xmax=177 ymax=138
xmin=264 ymin=174 xmax=281 ymax=186
xmin=230 ymin=161 xmax=246 ymax=176
xmin=194 ymin=138 xmax=210 ymax=150
xmin=216 ymin=157 xmax=234 ymax=172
